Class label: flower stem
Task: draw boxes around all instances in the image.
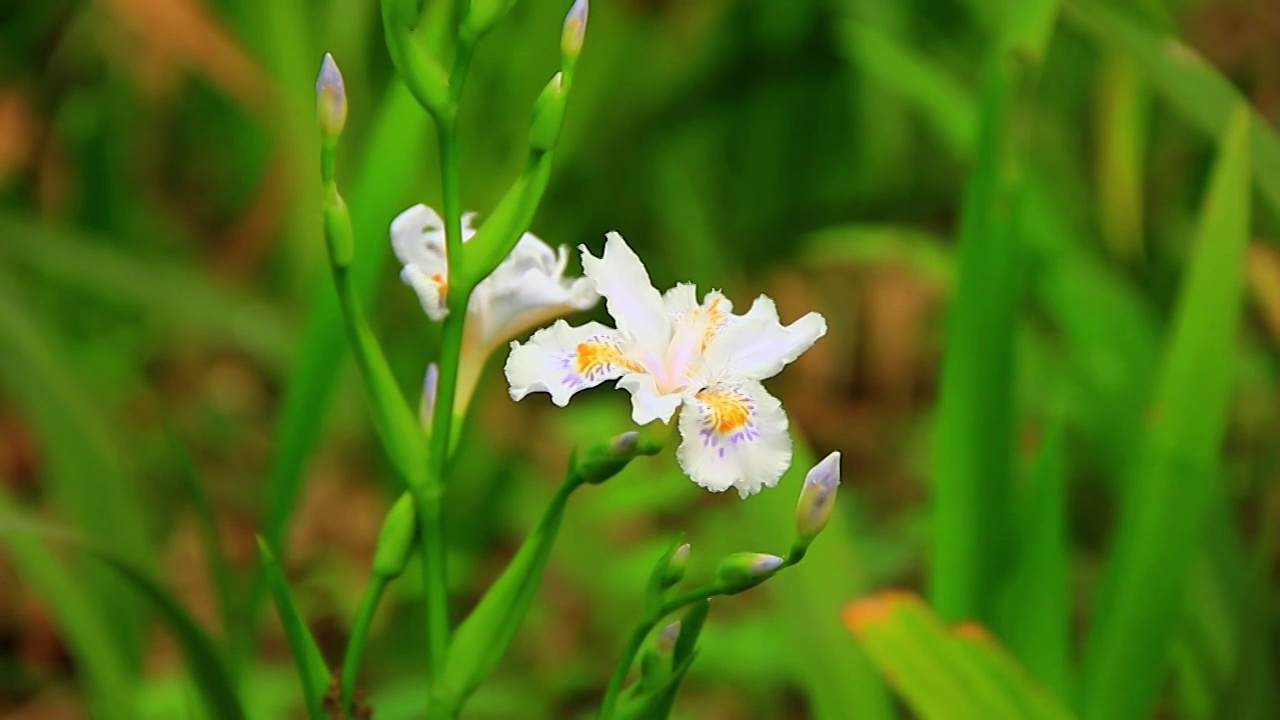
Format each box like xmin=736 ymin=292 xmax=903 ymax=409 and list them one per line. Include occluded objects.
xmin=340 ymin=575 xmax=388 ymax=719
xmin=418 ymin=34 xmax=479 ymax=682
xmin=597 ymin=584 xmax=726 ymax=719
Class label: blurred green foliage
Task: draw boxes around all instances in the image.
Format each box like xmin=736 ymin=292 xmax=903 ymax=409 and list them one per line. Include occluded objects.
xmin=1 ymin=0 xmax=1278 ymax=718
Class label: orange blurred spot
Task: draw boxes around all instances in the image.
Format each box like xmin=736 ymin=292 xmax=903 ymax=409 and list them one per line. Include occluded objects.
xmin=953 ymin=621 xmax=994 ymax=642
xmin=841 ymin=590 xmax=917 ymax=634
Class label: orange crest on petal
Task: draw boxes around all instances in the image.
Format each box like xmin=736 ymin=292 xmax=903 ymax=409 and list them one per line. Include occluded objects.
xmin=695 ymin=387 xmax=752 ymax=434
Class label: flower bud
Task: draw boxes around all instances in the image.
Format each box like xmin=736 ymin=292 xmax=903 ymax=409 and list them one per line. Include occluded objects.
xmin=315 ymin=53 xmax=348 ymax=140
xmin=372 ymin=493 xmax=418 ymax=579
xmin=655 ymin=620 xmax=681 ymax=653
xmin=561 ymin=0 xmax=588 ymax=64
xmin=716 ymin=552 xmax=784 ymax=594
xmin=662 ymin=543 xmax=690 ymax=588
xmin=573 ymin=429 xmax=645 ymax=485
xmin=528 ymin=73 xmax=566 ymax=153
xmin=463 ymin=0 xmax=519 ymax=42
xmin=795 ymin=451 xmax=840 ymax=544
xmin=419 ymin=362 xmax=439 ymax=431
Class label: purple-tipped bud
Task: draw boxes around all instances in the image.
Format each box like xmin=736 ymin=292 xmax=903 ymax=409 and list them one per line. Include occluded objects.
xmin=660 ymin=543 xmax=690 ymax=589
xmin=315 ymin=53 xmax=348 ymax=139
xmin=795 ymin=452 xmax=841 ymax=543
xmin=655 ymin=621 xmax=681 ymax=653
xmin=610 ymin=430 xmax=639 ymax=455
xmin=716 ymin=552 xmax=785 ymax=593
xmin=561 ymin=0 xmax=588 ymax=59
xmin=419 ymin=363 xmax=439 ymax=431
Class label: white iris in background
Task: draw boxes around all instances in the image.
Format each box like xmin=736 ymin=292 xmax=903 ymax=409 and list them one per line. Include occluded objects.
xmin=505 ymin=232 xmax=827 ymax=497
xmin=391 ymin=204 xmax=599 ymax=411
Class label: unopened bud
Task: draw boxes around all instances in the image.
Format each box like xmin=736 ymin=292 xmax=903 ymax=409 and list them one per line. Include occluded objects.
xmin=315 ymin=53 xmax=348 ymax=140
xmin=372 ymin=493 xmax=418 ymax=579
xmin=528 ymin=73 xmax=566 ymax=153
xmin=655 ymin=621 xmax=681 ymax=653
xmin=716 ymin=552 xmax=784 ymax=594
xmin=463 ymin=0 xmax=519 ymax=41
xmin=795 ymin=452 xmax=840 ymax=545
xmin=662 ymin=543 xmax=690 ymax=588
xmin=561 ymin=0 xmax=588 ymax=62
xmin=419 ymin=363 xmax=439 ymax=431
xmin=573 ymin=429 xmax=645 ymax=485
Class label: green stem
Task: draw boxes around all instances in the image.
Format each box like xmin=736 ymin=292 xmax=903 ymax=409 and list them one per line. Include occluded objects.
xmin=340 ymin=575 xmax=388 ymax=719
xmin=417 ymin=34 xmax=479 ymax=681
xmin=597 ymin=584 xmax=726 ymax=719
xmin=414 ymin=463 xmax=450 ymax=677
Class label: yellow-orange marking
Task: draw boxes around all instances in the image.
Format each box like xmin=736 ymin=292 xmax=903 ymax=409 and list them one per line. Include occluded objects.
xmin=695 ymin=387 xmax=751 ymax=433
xmin=574 ymin=340 xmax=642 ymax=377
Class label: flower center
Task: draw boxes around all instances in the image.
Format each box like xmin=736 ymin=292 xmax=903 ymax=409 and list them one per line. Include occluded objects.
xmin=574 ymin=339 xmax=641 ymax=380
xmin=695 ymin=387 xmax=752 ymax=434
xmin=431 ymin=272 xmax=448 ymax=303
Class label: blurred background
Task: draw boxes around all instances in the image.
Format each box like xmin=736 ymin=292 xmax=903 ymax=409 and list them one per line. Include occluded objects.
xmin=0 ymin=0 xmax=1277 ymax=718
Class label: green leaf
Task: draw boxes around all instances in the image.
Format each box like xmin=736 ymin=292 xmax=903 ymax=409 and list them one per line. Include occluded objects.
xmin=836 ymin=19 xmax=976 ymax=158
xmin=0 ymin=213 xmax=293 ymax=371
xmin=0 ymin=513 xmax=247 ymax=720
xmin=1081 ymin=105 xmax=1252 ymax=720
xmin=1065 ymin=0 xmax=1280 ymax=223
xmin=927 ymin=63 xmax=1021 ymax=624
xmin=1000 ymin=421 xmax=1070 ymax=697
xmin=433 ymin=473 xmax=582 ymax=710
xmin=1093 ymin=53 xmax=1148 ymax=263
xmin=929 ymin=0 xmax=1062 ymax=624
xmin=0 ymin=279 xmax=150 ymax=666
xmin=0 ymin=493 xmax=137 ymax=719
xmin=844 ymin=592 xmax=1075 ymax=720
xmin=169 ymin=426 xmax=240 ymax=652
xmin=257 ymin=538 xmax=331 ymax=720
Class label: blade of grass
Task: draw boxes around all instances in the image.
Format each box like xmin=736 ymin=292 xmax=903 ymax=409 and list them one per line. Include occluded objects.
xmin=1081 ymin=105 xmax=1252 ymax=720
xmin=0 ymin=214 xmax=293 ymax=370
xmin=257 ymin=539 xmax=331 ymax=719
xmin=168 ymin=424 xmax=240 ymax=651
xmin=843 ymin=592 xmax=1075 ymax=720
xmin=1066 ymin=0 xmax=1280 ymax=224
xmin=0 ymin=491 xmax=137 ymax=719
xmin=927 ymin=62 xmax=1020 ymax=624
xmin=835 ymin=16 xmax=976 ymax=159
xmin=951 ymin=623 xmax=1076 ymax=720
xmin=0 ymin=278 xmax=150 ymax=668
xmin=999 ymin=419 xmax=1070 ymax=698
xmin=929 ymin=0 xmax=1060 ymax=624
xmin=0 ymin=512 xmax=248 ymax=720
xmin=1092 ymin=52 xmax=1147 ymax=263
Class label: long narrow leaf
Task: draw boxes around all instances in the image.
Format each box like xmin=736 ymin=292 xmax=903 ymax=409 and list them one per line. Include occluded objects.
xmin=927 ymin=62 xmax=1020 ymax=624
xmin=1000 ymin=421 xmax=1070 ymax=697
xmin=1066 ymin=0 xmax=1280 ymax=222
xmin=0 ymin=280 xmax=150 ymax=667
xmin=0 ymin=514 xmax=247 ymax=720
xmin=1081 ymin=105 xmax=1252 ymax=720
xmin=257 ymin=538 xmax=331 ymax=719
xmin=843 ymin=592 xmax=1075 ymax=720
xmin=0 ymin=493 xmax=137 ymax=719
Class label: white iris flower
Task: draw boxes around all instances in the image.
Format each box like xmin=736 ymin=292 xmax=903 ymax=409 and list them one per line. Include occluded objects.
xmin=391 ymin=204 xmax=599 ymax=410
xmin=505 ymin=232 xmax=827 ymax=497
